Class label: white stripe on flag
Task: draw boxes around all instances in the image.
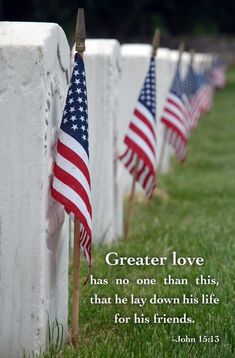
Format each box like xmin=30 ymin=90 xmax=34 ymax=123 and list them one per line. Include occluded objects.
xmin=136 ymin=101 xmax=155 ymax=128
xmin=132 ymin=115 xmax=156 ymax=149
xmin=59 ymin=130 xmax=90 ymax=170
xmin=126 ymin=130 xmax=156 ymax=165
xmin=162 ymin=112 xmax=188 ymax=138
xmin=56 ymin=153 xmax=91 ymax=202
xmin=52 ymin=176 xmax=92 ymax=229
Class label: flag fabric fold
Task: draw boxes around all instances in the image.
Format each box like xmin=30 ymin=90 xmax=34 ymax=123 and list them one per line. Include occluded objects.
xmin=120 ymin=57 xmax=157 ymax=199
xmin=51 ymin=52 xmax=92 ymax=267
xmin=212 ymin=59 xmax=226 ymax=89
xmin=195 ymin=70 xmax=214 ymax=115
xmin=161 ymin=63 xmax=189 ymax=162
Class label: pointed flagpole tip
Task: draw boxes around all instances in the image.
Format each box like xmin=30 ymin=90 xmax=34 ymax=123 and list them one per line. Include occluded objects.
xmin=75 ymin=8 xmax=86 ymax=53
xmin=178 ymin=42 xmax=185 ymax=64
xmin=152 ymin=29 xmax=160 ymax=58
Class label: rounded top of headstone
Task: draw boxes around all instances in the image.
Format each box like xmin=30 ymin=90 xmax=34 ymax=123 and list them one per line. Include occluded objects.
xmin=0 ymin=22 xmax=64 ymax=45
xmin=157 ymin=48 xmax=170 ymax=58
xmin=0 ymin=22 xmax=70 ymax=71
xmin=121 ymin=44 xmax=152 ymax=57
xmin=85 ymin=39 xmax=120 ymax=55
xmin=169 ymin=49 xmax=180 ymax=60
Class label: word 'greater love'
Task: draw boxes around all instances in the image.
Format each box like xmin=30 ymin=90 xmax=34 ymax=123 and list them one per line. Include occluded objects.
xmin=105 ymin=251 xmax=205 ymax=266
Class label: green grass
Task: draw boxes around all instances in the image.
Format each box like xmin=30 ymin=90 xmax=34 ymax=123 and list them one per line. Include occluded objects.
xmin=44 ymin=69 xmax=235 ymax=357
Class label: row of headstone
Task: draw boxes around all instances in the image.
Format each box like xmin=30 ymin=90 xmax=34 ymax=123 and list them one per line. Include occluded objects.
xmin=85 ymin=42 xmax=212 ymax=243
xmin=0 ymin=23 xmax=213 ymax=357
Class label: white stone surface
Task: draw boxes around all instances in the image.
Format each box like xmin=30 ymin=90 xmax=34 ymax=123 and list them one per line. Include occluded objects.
xmin=84 ymin=39 xmax=123 ymax=243
xmin=0 ymin=22 xmax=70 ymax=357
xmin=156 ymin=48 xmax=174 ymax=174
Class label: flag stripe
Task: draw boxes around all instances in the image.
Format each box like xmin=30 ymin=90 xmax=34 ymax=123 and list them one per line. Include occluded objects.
xmin=124 ymin=136 xmax=155 ymax=173
xmin=52 ymin=176 xmax=92 ymax=229
xmin=53 ymin=163 xmax=92 ymax=216
xmin=129 ymin=122 xmax=155 ymax=155
xmin=57 ymin=138 xmax=91 ymax=188
xmin=136 ymin=102 xmax=155 ymax=128
xmin=162 ymin=115 xmax=188 ymax=141
xmin=161 ymin=64 xmax=189 ymax=162
xmin=134 ymin=109 xmax=156 ymax=139
xmin=51 ymin=186 xmax=91 ymax=239
xmin=55 ymin=152 xmax=91 ymax=201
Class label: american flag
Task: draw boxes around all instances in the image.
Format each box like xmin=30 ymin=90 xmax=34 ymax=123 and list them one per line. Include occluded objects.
xmin=120 ymin=57 xmax=157 ymax=199
xmin=161 ymin=63 xmax=189 ymax=162
xmin=182 ymin=63 xmax=200 ymax=130
xmin=212 ymin=59 xmax=226 ymax=89
xmin=51 ymin=52 xmax=92 ymax=266
xmin=195 ymin=70 xmax=213 ymax=115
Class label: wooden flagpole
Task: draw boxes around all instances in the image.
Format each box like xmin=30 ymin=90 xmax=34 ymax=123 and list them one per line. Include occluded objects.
xmin=190 ymin=48 xmax=195 ymax=66
xmin=178 ymin=42 xmax=185 ymax=65
xmin=157 ymin=42 xmax=185 ymax=176
xmin=124 ymin=155 xmax=139 ymax=240
xmin=71 ymin=8 xmax=86 ymax=345
xmin=124 ymin=29 xmax=160 ymax=241
xmin=151 ymin=28 xmax=160 ymax=58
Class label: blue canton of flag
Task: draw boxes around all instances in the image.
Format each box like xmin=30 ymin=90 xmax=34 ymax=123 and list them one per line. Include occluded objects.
xmin=139 ymin=59 xmax=156 ymax=119
xmin=171 ymin=64 xmax=183 ymax=98
xmin=61 ymin=57 xmax=89 ymax=155
xmin=182 ymin=64 xmax=197 ymax=98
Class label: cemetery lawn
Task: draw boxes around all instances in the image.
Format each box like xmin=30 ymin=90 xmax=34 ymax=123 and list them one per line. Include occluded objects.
xmin=51 ymin=69 xmax=235 ymax=357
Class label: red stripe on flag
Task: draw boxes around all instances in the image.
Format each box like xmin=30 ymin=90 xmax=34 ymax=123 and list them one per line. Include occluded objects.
xmin=164 ymin=107 xmax=186 ymax=127
xmin=129 ymin=122 xmax=155 ymax=155
xmin=134 ymin=109 xmax=156 ymax=140
xmin=57 ymin=140 xmax=91 ymax=188
xmin=53 ymin=163 xmax=92 ymax=216
xmin=168 ymin=97 xmax=184 ymax=115
xmin=119 ymin=147 xmax=128 ymax=161
xmin=162 ymin=118 xmax=188 ymax=144
xmin=124 ymin=136 xmax=155 ymax=173
xmin=126 ymin=150 xmax=135 ymax=168
xmin=51 ymin=187 xmax=92 ymax=239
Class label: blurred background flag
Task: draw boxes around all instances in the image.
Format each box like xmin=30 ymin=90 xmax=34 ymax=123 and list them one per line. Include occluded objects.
xmin=161 ymin=63 xmax=189 ymax=162
xmin=182 ymin=62 xmax=200 ymax=130
xmin=195 ymin=69 xmax=214 ymax=115
xmin=212 ymin=59 xmax=227 ymax=89
xmin=120 ymin=56 xmax=157 ymax=199
xmin=51 ymin=52 xmax=92 ymax=266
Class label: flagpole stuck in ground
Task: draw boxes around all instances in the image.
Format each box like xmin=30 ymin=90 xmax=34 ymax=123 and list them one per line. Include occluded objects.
xmin=157 ymin=42 xmax=185 ymax=175
xmin=71 ymin=8 xmax=86 ymax=345
xmin=124 ymin=29 xmax=160 ymax=241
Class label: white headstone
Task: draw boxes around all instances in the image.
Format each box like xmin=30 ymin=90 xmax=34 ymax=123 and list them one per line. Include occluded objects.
xmin=0 ymin=22 xmax=70 ymax=357
xmin=84 ymin=39 xmax=123 ymax=242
